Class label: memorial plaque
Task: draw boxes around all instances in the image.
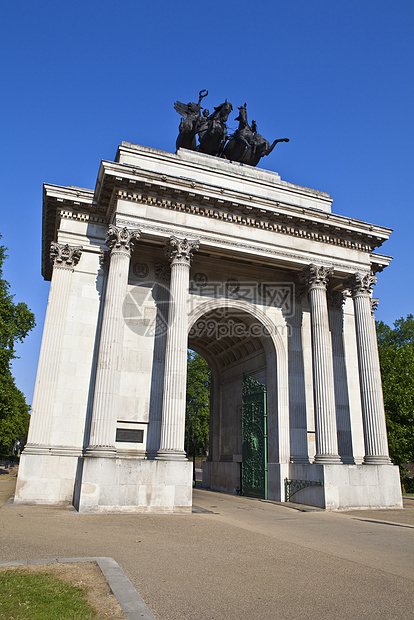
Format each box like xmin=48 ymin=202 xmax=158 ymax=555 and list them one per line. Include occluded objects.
xmin=116 ymin=428 xmax=144 ymax=443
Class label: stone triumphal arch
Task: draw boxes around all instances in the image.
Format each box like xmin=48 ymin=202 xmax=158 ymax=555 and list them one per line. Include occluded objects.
xmin=15 ymin=142 xmax=402 ymax=511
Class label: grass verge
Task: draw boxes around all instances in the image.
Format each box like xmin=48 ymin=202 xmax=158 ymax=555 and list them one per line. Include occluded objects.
xmin=0 ymin=569 xmax=96 ymax=619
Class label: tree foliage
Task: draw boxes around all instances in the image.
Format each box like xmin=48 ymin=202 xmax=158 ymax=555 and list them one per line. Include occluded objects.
xmin=377 ymin=314 xmax=414 ymax=469
xmin=0 ymin=370 xmax=31 ymax=452
xmin=0 ymin=239 xmax=35 ymax=452
xmin=186 ymin=350 xmax=211 ymax=456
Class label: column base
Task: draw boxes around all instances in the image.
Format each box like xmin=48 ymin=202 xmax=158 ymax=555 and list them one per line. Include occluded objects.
xmin=22 ymin=444 xmax=82 ymax=457
xmin=363 ymin=455 xmax=391 ymax=465
xmin=85 ymin=446 xmax=116 ymax=458
xmin=156 ymin=449 xmax=187 ymax=461
xmin=22 ymin=444 xmax=52 ymax=455
xmin=290 ymin=456 xmax=311 ymax=464
xmin=313 ymin=454 xmax=342 ymax=464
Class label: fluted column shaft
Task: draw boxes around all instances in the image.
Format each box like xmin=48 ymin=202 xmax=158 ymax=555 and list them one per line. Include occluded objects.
xmin=26 ymin=244 xmax=82 ymax=450
xmin=302 ymin=265 xmax=340 ymax=463
xmin=349 ymin=273 xmax=390 ymax=464
xmin=158 ymin=237 xmax=199 ymax=459
xmin=87 ymin=226 xmax=140 ymax=456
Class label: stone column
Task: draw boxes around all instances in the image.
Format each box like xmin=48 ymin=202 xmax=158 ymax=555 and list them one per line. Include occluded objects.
xmin=86 ymin=226 xmax=141 ymax=456
xmin=158 ymin=236 xmax=199 ymax=460
xmin=301 ymin=265 xmax=340 ymax=463
xmin=25 ymin=243 xmax=82 ymax=452
xmin=348 ymin=273 xmax=390 ymax=464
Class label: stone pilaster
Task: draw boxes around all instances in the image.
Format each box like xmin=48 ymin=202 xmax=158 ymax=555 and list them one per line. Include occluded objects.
xmin=158 ymin=236 xmax=199 ymax=459
xmin=327 ymin=291 xmax=354 ymax=463
xmin=301 ymin=265 xmax=341 ymax=463
xmin=86 ymin=226 xmax=141 ymax=456
xmin=146 ymin=261 xmax=171 ymax=455
xmin=288 ymin=302 xmax=309 ymax=463
xmin=25 ymin=243 xmax=82 ymax=452
xmin=347 ymin=273 xmax=390 ymax=464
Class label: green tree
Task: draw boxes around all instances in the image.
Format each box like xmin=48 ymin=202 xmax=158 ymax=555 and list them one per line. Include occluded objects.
xmin=0 ymin=370 xmax=30 ymax=453
xmin=186 ymin=350 xmax=211 ymax=456
xmin=0 ymin=239 xmax=35 ymax=453
xmin=377 ymin=314 xmax=414 ymax=471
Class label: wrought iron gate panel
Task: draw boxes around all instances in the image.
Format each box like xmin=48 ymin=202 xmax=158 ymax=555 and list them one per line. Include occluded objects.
xmin=242 ymin=375 xmax=267 ymax=499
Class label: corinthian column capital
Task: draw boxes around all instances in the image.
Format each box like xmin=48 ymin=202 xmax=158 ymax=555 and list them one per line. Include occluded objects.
xmin=106 ymin=225 xmax=141 ymax=255
xmin=50 ymin=243 xmax=82 ymax=269
xmin=347 ymin=272 xmax=377 ymax=297
xmin=165 ymin=236 xmax=200 ymax=266
xmin=300 ymin=264 xmax=333 ymax=290
xmin=371 ymin=298 xmax=379 ymax=316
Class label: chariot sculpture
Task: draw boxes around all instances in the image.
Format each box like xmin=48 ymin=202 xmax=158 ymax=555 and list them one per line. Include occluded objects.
xmin=174 ymin=90 xmax=289 ymax=167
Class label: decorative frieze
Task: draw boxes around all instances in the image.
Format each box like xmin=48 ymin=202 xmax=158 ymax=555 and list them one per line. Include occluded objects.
xmin=100 ymin=219 xmax=373 ymax=276
xmin=116 ymin=189 xmax=375 ymax=252
xmin=50 ymin=243 xmax=82 ymax=269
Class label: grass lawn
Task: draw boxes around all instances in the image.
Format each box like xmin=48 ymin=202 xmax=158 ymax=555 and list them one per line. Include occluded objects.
xmin=0 ymin=570 xmax=96 ymax=619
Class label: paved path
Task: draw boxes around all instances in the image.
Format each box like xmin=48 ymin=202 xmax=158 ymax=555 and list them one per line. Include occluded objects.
xmin=0 ymin=480 xmax=413 ymax=619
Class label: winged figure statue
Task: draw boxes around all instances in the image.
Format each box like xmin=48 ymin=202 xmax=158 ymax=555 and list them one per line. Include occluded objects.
xmin=174 ymin=89 xmax=208 ymax=151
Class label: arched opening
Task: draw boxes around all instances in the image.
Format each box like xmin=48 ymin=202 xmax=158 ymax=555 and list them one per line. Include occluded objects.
xmin=187 ymin=302 xmax=281 ymax=497
xmin=186 ymin=349 xmax=211 ymax=485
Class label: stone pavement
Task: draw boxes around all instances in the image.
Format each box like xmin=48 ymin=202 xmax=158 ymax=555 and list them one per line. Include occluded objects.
xmin=0 ymin=478 xmax=413 ymax=620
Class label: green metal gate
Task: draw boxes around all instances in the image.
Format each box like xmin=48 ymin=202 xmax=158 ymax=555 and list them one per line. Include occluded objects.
xmin=242 ymin=375 xmax=267 ymax=499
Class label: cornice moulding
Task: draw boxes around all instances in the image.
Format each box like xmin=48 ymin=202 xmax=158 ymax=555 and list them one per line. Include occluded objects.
xmin=370 ymin=252 xmax=392 ymax=272
xmin=92 ymin=158 xmax=391 ymax=245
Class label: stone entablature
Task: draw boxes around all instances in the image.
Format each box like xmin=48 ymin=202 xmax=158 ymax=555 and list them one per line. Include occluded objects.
xmin=41 ymin=145 xmax=391 ymax=281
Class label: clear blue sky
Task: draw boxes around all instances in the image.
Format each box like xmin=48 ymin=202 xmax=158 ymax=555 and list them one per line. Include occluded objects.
xmin=1 ymin=0 xmax=413 ymax=401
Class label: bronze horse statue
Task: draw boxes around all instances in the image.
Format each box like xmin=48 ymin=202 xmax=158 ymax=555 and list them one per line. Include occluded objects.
xmin=223 ymin=103 xmax=253 ymax=162
xmin=223 ymin=104 xmax=289 ymax=166
xmin=244 ymin=119 xmax=289 ymax=166
xmin=197 ymin=100 xmax=233 ymax=156
xmin=174 ymin=89 xmax=208 ymax=151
